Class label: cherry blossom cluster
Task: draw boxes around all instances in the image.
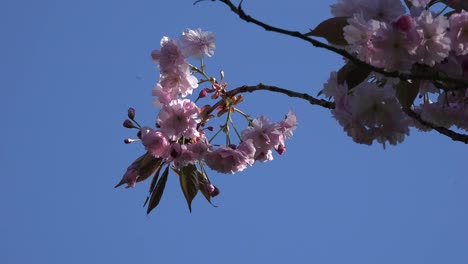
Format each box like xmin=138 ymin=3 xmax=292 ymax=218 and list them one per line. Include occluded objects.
xmin=322 ymin=0 xmax=468 ymax=146
xmin=116 ymin=28 xmax=297 ymax=212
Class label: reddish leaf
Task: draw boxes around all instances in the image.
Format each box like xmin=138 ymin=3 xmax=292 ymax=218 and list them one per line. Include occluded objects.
xmin=337 ymin=61 xmax=371 ymax=89
xmin=137 ymin=155 xmax=162 ymax=183
xmin=395 ymin=80 xmax=420 ymax=110
xmin=173 ymin=164 xmax=200 ymax=212
xmin=143 ymin=163 xmax=165 ymax=207
xmin=306 ymin=17 xmax=348 ymax=46
xmin=146 ymin=166 xmax=169 ymax=214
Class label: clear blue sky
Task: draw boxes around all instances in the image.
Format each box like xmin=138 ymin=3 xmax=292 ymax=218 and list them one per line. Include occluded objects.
xmin=2 ymin=0 xmax=467 ymax=263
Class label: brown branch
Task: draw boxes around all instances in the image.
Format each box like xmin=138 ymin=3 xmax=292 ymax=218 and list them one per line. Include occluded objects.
xmin=216 ymin=0 xmax=468 ymax=90
xmin=199 ymin=1 xmax=468 ymax=143
xmin=403 ymin=109 xmax=468 ymax=144
xmin=206 ymin=83 xmax=468 ymax=143
xmin=226 ymin=83 xmax=334 ymax=109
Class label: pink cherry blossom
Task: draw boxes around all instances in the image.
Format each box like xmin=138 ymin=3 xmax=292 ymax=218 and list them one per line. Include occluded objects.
xmin=322 ymin=73 xmax=409 ymax=146
xmin=152 ymin=65 xmax=199 ymax=106
xmin=367 ymin=20 xmax=420 ymax=71
xmin=151 ymin=37 xmax=186 ymax=74
xmin=409 ymin=0 xmax=431 ymax=6
xmin=157 ymin=99 xmax=201 ymax=141
xmin=417 ymin=90 xmax=468 ymax=130
xmin=414 ymin=10 xmax=450 ymax=66
xmin=279 ymin=110 xmax=298 ymax=139
xmin=204 ymin=141 xmax=255 ymax=174
xmin=332 ymin=0 xmax=405 ymax=22
xmin=449 ymin=10 xmax=468 ymax=56
xmin=350 ymin=83 xmax=410 ymax=146
xmin=140 ymin=128 xmax=170 ymax=158
xmin=167 ymin=143 xmax=198 ymax=169
xmin=344 ymin=14 xmax=380 ymax=60
xmin=241 ymin=116 xmax=282 ymax=161
xmin=181 ymin=28 xmax=216 ymax=60
xmin=152 ymin=83 xmax=178 ymax=107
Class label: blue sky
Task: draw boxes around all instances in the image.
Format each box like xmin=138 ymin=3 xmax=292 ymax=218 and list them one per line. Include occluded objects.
xmin=2 ymin=0 xmax=467 ymax=263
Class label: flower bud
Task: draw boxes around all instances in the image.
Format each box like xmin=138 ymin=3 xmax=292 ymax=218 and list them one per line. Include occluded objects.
xmin=123 ymin=119 xmax=136 ymax=129
xmin=211 ymin=91 xmax=220 ymax=99
xmin=199 ymin=88 xmax=208 ymax=98
xmin=206 ymin=126 xmax=214 ymax=131
xmin=204 ymin=183 xmax=220 ymax=197
xmin=276 ymin=144 xmax=286 ymax=155
xmin=124 ymin=138 xmax=136 ymax=144
xmin=127 ymin=107 xmax=136 ymax=120
xmin=392 ymin=15 xmax=414 ymax=32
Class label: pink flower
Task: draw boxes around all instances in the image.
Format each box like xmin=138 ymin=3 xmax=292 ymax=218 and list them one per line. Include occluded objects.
xmin=168 ymin=143 xmax=198 ymax=169
xmin=449 ymin=10 xmax=468 ymax=56
xmin=187 ymin=138 xmax=211 ymax=160
xmin=204 ymin=140 xmax=255 ymax=174
xmin=241 ymin=116 xmax=282 ymax=161
xmin=153 ymin=65 xmax=199 ymax=106
xmin=417 ymin=90 xmax=468 ymax=130
xmin=151 ymin=37 xmax=186 ymax=74
xmin=322 ymin=73 xmax=410 ymax=146
xmin=367 ymin=20 xmax=420 ymax=71
xmin=344 ymin=14 xmax=380 ymax=60
xmin=152 ymin=83 xmax=178 ymax=107
xmin=181 ymin=28 xmax=216 ymax=60
xmin=140 ymin=127 xmax=170 ymax=158
xmin=332 ymin=0 xmax=405 ymax=22
xmin=279 ymin=110 xmax=298 ymax=139
xmin=414 ymin=11 xmax=451 ymax=66
xmin=330 ymin=0 xmax=361 ymax=18
xmin=350 ymin=83 xmax=410 ymax=146
xmin=409 ymin=0 xmax=431 ymax=6
xmin=157 ymin=99 xmax=201 ymax=141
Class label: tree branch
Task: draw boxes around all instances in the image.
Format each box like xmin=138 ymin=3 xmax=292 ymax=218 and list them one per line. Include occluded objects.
xmin=216 ymin=0 xmax=468 ymax=90
xmin=226 ymin=83 xmax=334 ymax=109
xmin=204 ymin=82 xmax=468 ymax=144
xmin=205 ymin=1 xmax=468 ymax=144
xmin=403 ymin=108 xmax=468 ymax=144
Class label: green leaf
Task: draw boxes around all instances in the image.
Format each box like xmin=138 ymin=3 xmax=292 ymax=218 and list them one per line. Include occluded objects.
xmin=337 ymin=61 xmax=371 ymax=90
xmin=174 ymin=164 xmax=200 ymax=212
xmin=395 ymin=80 xmax=420 ymax=110
xmin=146 ymin=166 xmax=169 ymax=214
xmin=306 ymin=17 xmax=348 ymax=46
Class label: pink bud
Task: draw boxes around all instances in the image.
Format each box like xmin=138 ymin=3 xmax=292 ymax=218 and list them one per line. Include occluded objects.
xmin=206 ymin=126 xmax=214 ymax=131
xmin=124 ymin=138 xmax=136 ymax=144
xmin=392 ymin=15 xmax=414 ymax=32
xmin=276 ymin=144 xmax=286 ymax=155
xmin=205 ymin=183 xmax=220 ymax=197
xmin=123 ymin=119 xmax=136 ymax=128
xmin=199 ymin=89 xmax=208 ymax=98
xmin=127 ymin=107 xmax=135 ymax=119
xmin=211 ymin=91 xmax=220 ymax=99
